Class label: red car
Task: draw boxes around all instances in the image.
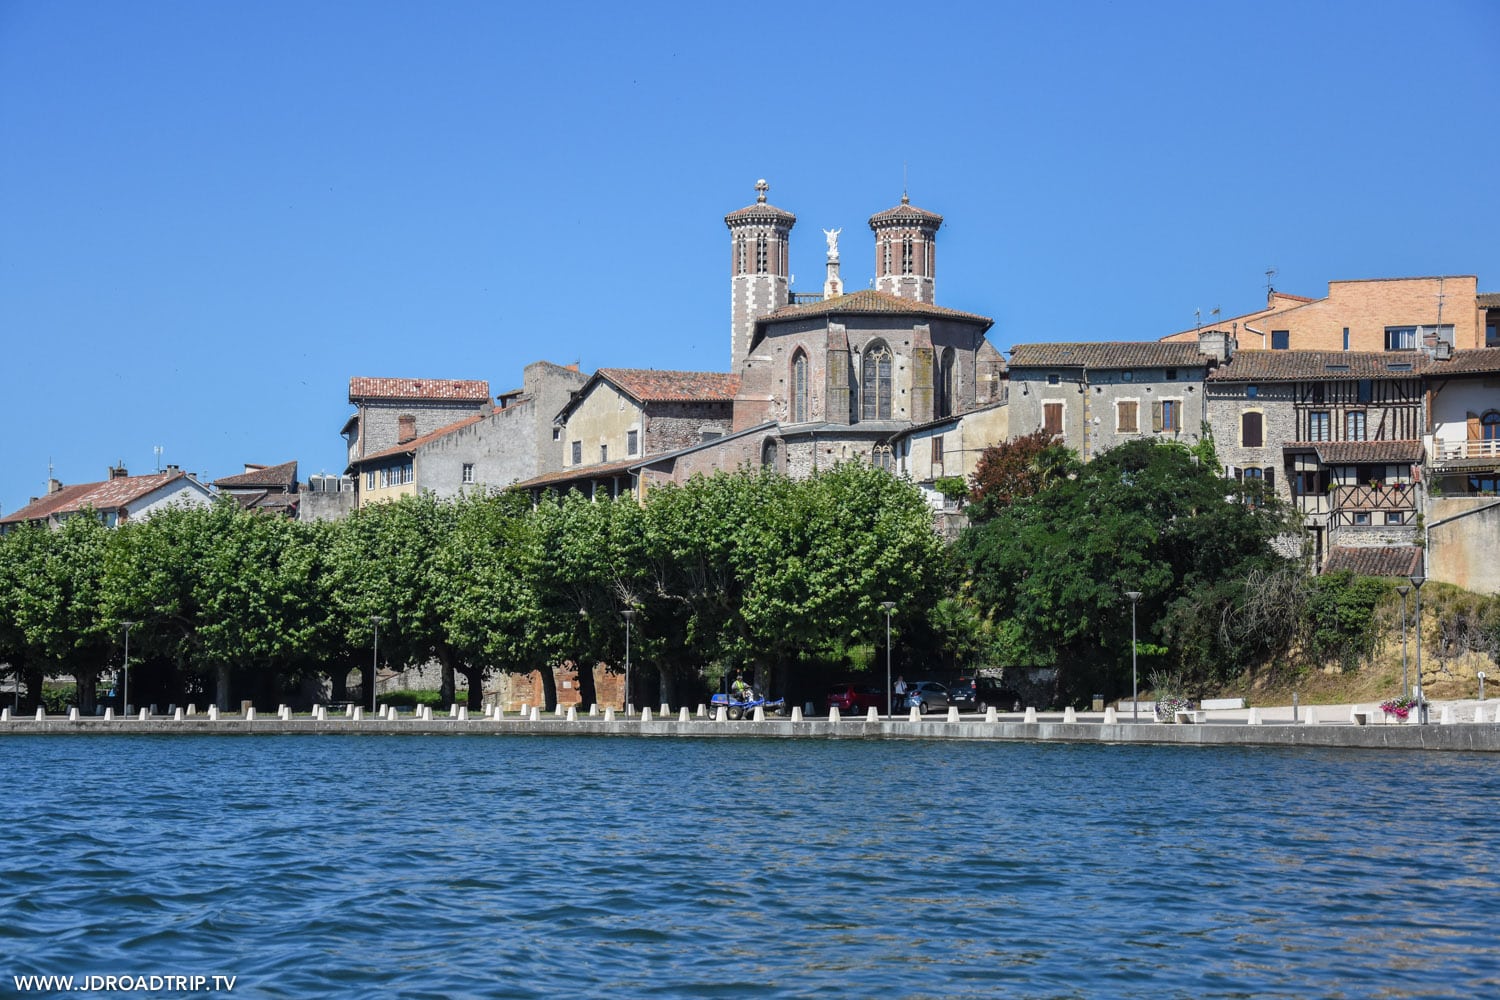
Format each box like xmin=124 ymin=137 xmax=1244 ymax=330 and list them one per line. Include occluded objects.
xmin=825 ymin=683 xmax=888 ymax=714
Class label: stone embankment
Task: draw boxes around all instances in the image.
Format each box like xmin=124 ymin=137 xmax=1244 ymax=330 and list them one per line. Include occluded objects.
xmin=3 ymin=703 xmax=1498 ymax=752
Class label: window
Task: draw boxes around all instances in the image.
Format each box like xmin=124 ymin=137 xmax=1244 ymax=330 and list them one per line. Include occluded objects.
xmin=1342 ymin=327 xmax=1350 ymax=351
xmin=462 ymin=463 xmax=475 ymax=485
xmin=1354 ymin=512 xmax=1372 ymax=526
xmin=1247 ymin=385 xmax=1259 ymax=399
xmin=1386 ymin=512 xmax=1405 ymax=525
xmin=1309 ymin=411 xmax=1331 ymax=442
xmin=1047 ymin=374 xmax=1060 ymax=385
xmin=882 ymin=240 xmax=891 ymax=276
xmin=552 ymin=427 xmax=561 ymax=441
xmin=861 ymin=343 xmax=893 ymax=420
xmin=1043 ymin=402 xmax=1063 ymax=436
xmin=1121 ymin=371 xmax=1133 ymax=383
xmin=1165 ymin=368 xmax=1178 ymax=381
xmin=627 ymin=429 xmax=639 ymax=456
xmin=571 ymin=441 xmax=582 ymax=465
xmin=901 ymin=237 xmax=914 ymax=275
xmin=1153 ymin=399 xmax=1181 ymax=433
xmin=1488 ymin=324 xmax=1499 ymax=348
xmin=735 ymin=235 xmax=746 ymax=275
xmin=366 ymin=470 xmax=376 ymax=490
xmin=1272 ymin=330 xmax=1290 ymax=350
xmin=1385 ymin=326 xmax=1416 ymax=351
xmin=1311 ymin=383 xmax=1325 ymax=404
xmin=1346 ymin=411 xmax=1367 ymax=441
xmin=935 ymin=347 xmax=955 ymax=419
xmin=1117 ymin=400 xmax=1139 ymax=433
xmin=1241 ymin=411 xmax=1263 ymax=448
xmin=931 ymin=437 xmax=944 ymax=467
xmin=755 ymin=235 xmax=768 ymax=274
xmin=1483 ymin=411 xmax=1500 ymax=440
xmin=873 ymin=445 xmax=894 ymax=471
xmin=1357 ymin=379 xmax=1373 ymax=404
xmin=791 ymin=352 xmax=809 ymax=423
xmin=600 ymin=444 xmax=608 ymax=463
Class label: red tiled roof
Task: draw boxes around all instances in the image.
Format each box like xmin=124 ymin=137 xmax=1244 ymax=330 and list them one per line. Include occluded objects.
xmin=868 ymin=198 xmax=944 ymax=226
xmin=355 ymin=410 xmax=494 ymax=464
xmin=1426 ymin=347 xmax=1500 ymax=375
xmin=1009 ymin=342 xmax=1210 ymax=369
xmin=598 ymin=369 xmax=741 ymax=404
xmin=764 ymin=289 xmax=991 ymax=326
xmin=213 ymin=461 xmax=298 ymax=489
xmin=1209 ymin=350 xmax=1426 ymax=381
xmin=1478 ymin=292 xmax=1500 ymax=309
xmin=1283 ymin=440 xmax=1425 ymax=464
xmin=510 ymin=457 xmax=642 ymax=492
xmin=1322 ymin=546 xmax=1423 ymax=578
xmin=348 ymin=377 xmax=491 ymax=402
xmin=0 ymin=472 xmax=199 ymax=524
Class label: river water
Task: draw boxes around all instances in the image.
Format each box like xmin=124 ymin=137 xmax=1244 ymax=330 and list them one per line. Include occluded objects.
xmin=1 ymin=734 xmax=1495 ymax=998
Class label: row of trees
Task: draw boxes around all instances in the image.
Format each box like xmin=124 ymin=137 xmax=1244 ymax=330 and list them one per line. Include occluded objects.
xmin=0 ymin=464 xmax=945 ymax=712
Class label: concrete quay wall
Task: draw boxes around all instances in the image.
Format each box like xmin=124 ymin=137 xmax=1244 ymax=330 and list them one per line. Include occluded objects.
xmin=4 ymin=716 xmax=1499 ymax=752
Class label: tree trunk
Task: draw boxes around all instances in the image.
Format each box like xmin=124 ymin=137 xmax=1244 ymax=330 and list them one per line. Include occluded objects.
xmin=574 ymin=659 xmax=598 ymax=713
xmin=76 ymin=668 xmax=98 ymax=715
xmin=439 ymin=660 xmax=456 ymax=705
xmin=658 ymin=667 xmax=676 ymax=710
xmin=330 ymin=666 xmax=349 ymax=702
xmin=456 ymin=664 xmax=484 ymax=709
xmin=216 ymin=663 xmax=232 ymax=711
xmin=22 ymin=666 xmax=44 ymax=713
xmin=537 ymin=662 xmax=558 ymax=712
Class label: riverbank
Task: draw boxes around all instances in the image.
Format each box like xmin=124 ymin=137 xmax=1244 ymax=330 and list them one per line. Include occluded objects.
xmin=5 ymin=703 xmax=1498 ymax=751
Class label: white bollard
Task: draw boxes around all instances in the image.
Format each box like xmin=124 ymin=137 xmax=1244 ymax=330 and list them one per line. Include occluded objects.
xmin=519 ymin=703 xmax=530 ymax=717
xmin=186 ymin=704 xmax=197 ymax=717
xmin=641 ymin=707 xmax=653 ymax=722
xmin=1440 ymin=705 xmax=1454 ymax=725
xmin=678 ymin=707 xmax=690 ymax=723
xmin=791 ymin=706 xmax=803 ymax=722
xmin=459 ymin=706 xmax=470 ymax=722
xmin=605 ymin=707 xmax=616 ymax=722
xmin=174 ymin=708 xmax=185 ymax=721
xmin=555 ymin=704 xmax=565 ymax=717
xmin=659 ymin=703 xmax=670 ymax=717
xmin=696 ymin=704 xmax=707 ymax=718
xmin=211 ymin=705 xmax=222 ymax=721
xmin=245 ymin=707 xmax=256 ymax=721
xmin=1350 ymin=705 xmax=1363 ymax=724
xmin=281 ymin=706 xmax=292 ymax=721
xmin=528 ymin=706 xmax=540 ymax=722
xmin=139 ymin=708 xmax=149 ymax=721
xmin=350 ymin=706 xmax=362 ymax=721
xmin=751 ymin=706 xmax=764 ymax=722
xmin=1304 ymin=707 xmax=1319 ymax=725
xmin=1024 ymin=707 xmax=1038 ymax=724
xmin=68 ymin=707 xmax=79 ymax=721
xmin=947 ymin=706 xmax=960 ymax=723
xmin=0 ymin=708 xmax=8 ymax=722
xmin=1247 ymin=707 xmax=1262 ymax=725
xmin=1064 ymin=706 xmax=1077 ymax=723
xmin=715 ymin=706 xmax=727 ymax=723
xmin=986 ymin=706 xmax=999 ymax=723
xmin=278 ymin=704 xmax=287 ymax=717
xmin=828 ymin=706 xmax=841 ymax=723
xmin=488 ymin=706 xmax=499 ymax=721
xmin=867 ymin=706 xmax=880 ymax=723
xmin=1103 ymin=707 xmax=1118 ymax=724
xmin=909 ymin=706 xmax=921 ymax=723
xmin=588 ymin=704 xmax=599 ymax=717
xmin=37 ymin=707 xmax=46 ymax=721
xmin=344 ymin=704 xmax=353 ymax=718
xmin=567 ymin=706 xmax=578 ymax=722
xmin=105 ymin=708 xmax=115 ymax=721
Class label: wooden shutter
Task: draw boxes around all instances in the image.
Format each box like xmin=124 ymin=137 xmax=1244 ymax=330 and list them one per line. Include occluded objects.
xmin=1469 ymin=412 xmax=1482 ymax=440
xmin=1264 ymin=467 xmax=1276 ymax=491
xmin=1242 ymin=411 xmax=1263 ymax=448
xmin=1151 ymin=400 xmax=1163 ymax=432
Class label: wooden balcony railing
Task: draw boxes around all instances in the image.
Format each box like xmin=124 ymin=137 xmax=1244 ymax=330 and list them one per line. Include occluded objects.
xmin=1432 ymin=440 xmax=1500 ymax=464
xmin=1331 ymin=483 xmax=1416 ymax=512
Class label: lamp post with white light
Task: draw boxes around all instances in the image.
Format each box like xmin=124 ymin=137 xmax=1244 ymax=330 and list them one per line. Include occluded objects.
xmin=1125 ymin=592 xmax=1142 ymax=721
xmin=120 ymin=620 xmax=137 ymax=714
xmin=880 ymin=601 xmax=896 ymax=720
xmin=1409 ymin=574 xmax=1426 ymax=723
xmin=622 ymin=609 xmax=635 ymax=715
xmin=368 ymin=616 xmax=385 ymax=713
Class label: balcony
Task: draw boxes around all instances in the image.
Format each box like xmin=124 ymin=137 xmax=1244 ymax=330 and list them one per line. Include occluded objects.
xmin=1332 ymin=482 xmax=1416 ymax=512
xmin=1429 ymin=438 xmax=1500 ymax=468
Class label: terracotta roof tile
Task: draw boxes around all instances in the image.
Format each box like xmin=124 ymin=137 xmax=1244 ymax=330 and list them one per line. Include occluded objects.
xmin=0 ymin=472 xmax=198 ymax=524
xmin=1478 ymin=292 xmax=1500 ymax=309
xmin=1009 ymin=342 xmax=1210 ymax=369
xmin=1426 ymin=347 xmax=1500 ymax=375
xmin=348 ymin=377 xmax=491 ymax=402
xmin=213 ymin=461 xmax=298 ymax=489
xmin=1295 ymin=440 xmax=1425 ymax=464
xmin=597 ymin=369 xmax=741 ymax=404
xmin=1210 ymin=350 xmax=1425 ymax=382
xmin=510 ymin=457 xmax=642 ymax=491
xmin=355 ymin=410 xmax=494 ymax=464
xmin=764 ymin=289 xmax=991 ymax=326
xmin=868 ymin=198 xmax=944 ymax=226
xmin=1322 ymin=546 xmax=1423 ymax=578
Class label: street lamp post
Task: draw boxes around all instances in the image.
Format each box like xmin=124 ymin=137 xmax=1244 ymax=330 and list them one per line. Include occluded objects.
xmin=1125 ymin=592 xmax=1142 ymax=722
xmin=120 ymin=620 xmax=137 ymax=714
xmin=1410 ymin=574 xmax=1426 ymax=724
xmin=368 ymin=616 xmax=385 ymax=713
xmin=622 ymin=610 xmax=635 ymax=715
xmin=880 ymin=601 xmax=896 ymax=720
xmin=1396 ymin=585 xmax=1410 ymax=697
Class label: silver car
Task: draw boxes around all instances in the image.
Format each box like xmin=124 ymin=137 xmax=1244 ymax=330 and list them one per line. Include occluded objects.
xmin=903 ymin=681 xmax=951 ymax=714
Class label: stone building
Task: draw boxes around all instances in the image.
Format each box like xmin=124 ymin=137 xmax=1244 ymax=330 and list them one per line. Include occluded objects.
xmin=0 ymin=465 xmax=215 ymax=532
xmin=343 ymin=377 xmax=493 ymax=507
xmin=1007 ymin=339 xmax=1222 ymax=463
xmin=213 ymin=461 xmax=302 ymax=517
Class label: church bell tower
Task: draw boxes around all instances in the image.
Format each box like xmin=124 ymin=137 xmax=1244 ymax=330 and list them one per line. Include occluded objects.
xmin=725 ymin=179 xmax=796 ymax=369
xmin=869 ymin=193 xmax=942 ymax=304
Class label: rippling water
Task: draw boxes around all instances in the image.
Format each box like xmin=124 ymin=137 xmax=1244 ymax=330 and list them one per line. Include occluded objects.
xmin=1 ymin=735 xmax=1496 ymax=998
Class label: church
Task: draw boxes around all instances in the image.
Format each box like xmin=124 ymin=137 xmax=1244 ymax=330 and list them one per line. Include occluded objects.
xmin=526 ymin=182 xmax=1010 ymax=500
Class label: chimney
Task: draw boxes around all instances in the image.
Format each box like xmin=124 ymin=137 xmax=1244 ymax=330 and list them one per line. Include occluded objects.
xmin=1197 ymin=329 xmax=1237 ymax=364
xmin=165 ymin=464 xmax=181 ymax=475
xmin=47 ymin=479 xmax=63 ymax=495
xmin=109 ymin=464 xmax=129 ymax=480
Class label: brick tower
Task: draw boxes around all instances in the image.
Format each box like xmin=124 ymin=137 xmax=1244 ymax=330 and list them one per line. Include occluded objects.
xmin=869 ymin=193 xmax=942 ymax=304
xmin=725 ymin=179 xmax=796 ymax=368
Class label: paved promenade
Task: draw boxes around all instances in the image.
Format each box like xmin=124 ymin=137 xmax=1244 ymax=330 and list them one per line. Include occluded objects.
xmin=4 ymin=701 xmax=1498 ymax=752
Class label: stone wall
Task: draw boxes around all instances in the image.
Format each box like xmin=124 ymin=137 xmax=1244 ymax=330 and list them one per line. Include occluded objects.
xmin=1428 ymin=496 xmax=1500 ymax=595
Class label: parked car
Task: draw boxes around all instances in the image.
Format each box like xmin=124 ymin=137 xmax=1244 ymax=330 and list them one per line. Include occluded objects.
xmin=903 ymin=681 xmax=951 ymax=714
xmin=826 ymin=683 xmax=887 ymax=714
xmin=949 ymin=677 xmax=1021 ymax=712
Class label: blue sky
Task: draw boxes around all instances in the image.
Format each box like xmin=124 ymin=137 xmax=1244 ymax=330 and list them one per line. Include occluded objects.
xmin=2 ymin=1 xmax=1497 ymax=513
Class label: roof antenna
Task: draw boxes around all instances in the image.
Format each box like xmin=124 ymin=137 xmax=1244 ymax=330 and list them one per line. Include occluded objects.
xmin=154 ymin=445 xmax=163 ymax=473
xmin=902 ymin=162 xmax=909 ymax=204
xmin=1195 ymin=308 xmax=1202 ymax=332
xmin=1265 ymin=266 xmax=1278 ymax=296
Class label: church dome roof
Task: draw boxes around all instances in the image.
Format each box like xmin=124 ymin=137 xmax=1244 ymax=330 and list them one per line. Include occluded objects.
xmin=868 ymin=194 xmax=943 ymax=228
xmin=725 ymin=179 xmax=796 ymax=226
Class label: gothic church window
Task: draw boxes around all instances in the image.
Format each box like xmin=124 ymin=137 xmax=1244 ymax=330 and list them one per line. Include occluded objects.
xmin=736 ymin=236 xmax=746 ymax=275
xmin=755 ymin=235 xmax=768 ymax=274
xmin=861 ymin=343 xmax=894 ymax=421
xmin=901 ymin=237 xmax=914 ymax=275
xmin=791 ymin=351 xmax=809 ymax=423
xmin=882 ymin=240 xmax=892 ymax=277
xmin=935 ymin=347 xmax=956 ymax=419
